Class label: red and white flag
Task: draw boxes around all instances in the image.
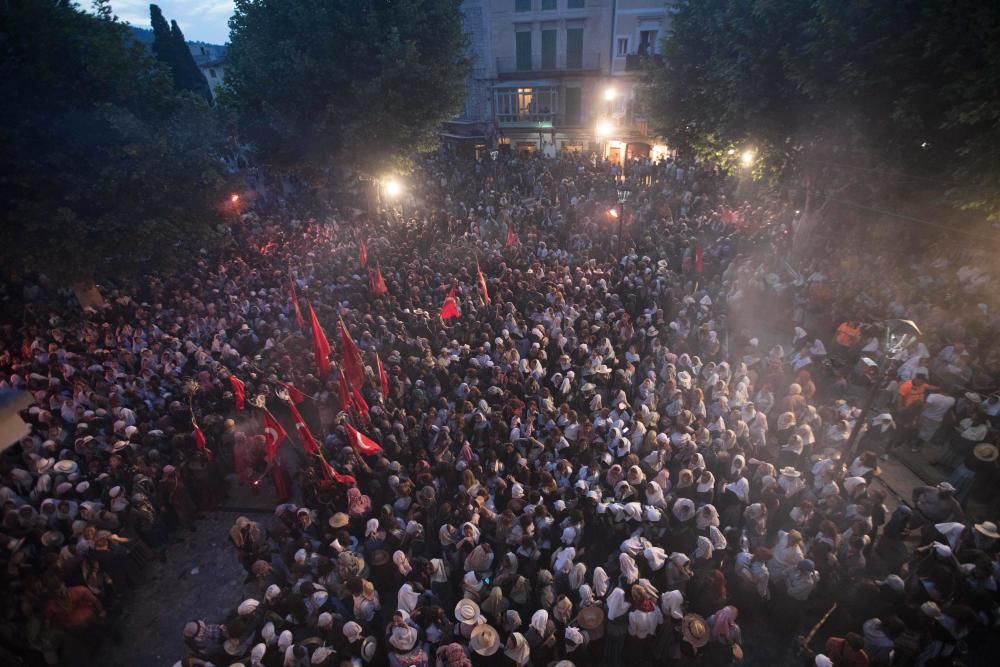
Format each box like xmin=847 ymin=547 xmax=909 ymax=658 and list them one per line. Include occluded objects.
xmin=263 ymin=412 xmax=288 ymax=463
xmin=288 ymin=402 xmax=320 ymax=455
xmin=308 ymin=304 xmax=331 ymax=378
xmin=192 ymin=423 xmax=209 ymax=454
xmin=276 ymin=379 xmax=306 ymax=404
xmin=344 ymin=422 xmax=383 ymax=456
xmin=229 ymin=374 xmax=245 ymax=411
xmin=358 ymin=236 xmax=368 ymax=269
xmin=369 ymin=263 xmax=388 ymax=296
xmin=506 ymin=225 xmax=519 ymax=247
xmin=338 ymin=318 xmax=365 ymax=390
xmin=373 ymin=350 xmax=389 ymax=398
xmin=440 ymin=287 xmax=460 ymax=322
xmin=476 ymin=263 xmax=490 ymax=305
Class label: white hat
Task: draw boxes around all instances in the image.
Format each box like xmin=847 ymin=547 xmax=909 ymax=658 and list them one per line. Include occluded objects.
xmin=238 ymin=598 xmax=260 ymax=616
xmin=455 ymin=599 xmax=482 ymax=625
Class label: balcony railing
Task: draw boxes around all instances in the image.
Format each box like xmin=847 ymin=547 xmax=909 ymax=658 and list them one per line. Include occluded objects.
xmin=496 ymin=51 xmax=602 ymax=76
xmin=624 ymin=54 xmax=663 ymax=71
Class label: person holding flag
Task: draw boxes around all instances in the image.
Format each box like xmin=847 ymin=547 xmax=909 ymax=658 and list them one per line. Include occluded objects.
xmin=308 ymin=304 xmax=331 ymax=378
xmin=476 ymin=263 xmax=490 ymax=306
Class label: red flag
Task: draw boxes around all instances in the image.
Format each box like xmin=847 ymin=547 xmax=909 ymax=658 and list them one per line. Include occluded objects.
xmin=373 ymin=351 xmax=389 ymax=398
xmin=440 ymin=287 xmax=460 ymax=322
xmin=344 ymin=422 xmax=383 ymax=456
xmin=338 ymin=319 xmax=365 ymax=390
xmin=352 ymin=383 xmax=369 ymax=419
xmin=337 ymin=371 xmax=354 ymax=414
xmin=476 ymin=263 xmax=490 ymax=306
xmin=276 ymin=380 xmax=306 ymax=404
xmin=229 ymin=374 xmax=245 ymax=411
xmin=358 ymin=237 xmax=368 ymax=269
xmin=694 ymin=246 xmax=704 ymax=275
xmin=289 ymin=279 xmax=304 ymax=329
xmin=506 ymin=225 xmax=519 ymax=247
xmin=192 ymin=424 xmax=208 ymax=453
xmin=288 ymin=402 xmax=320 ymax=455
xmin=263 ymin=412 xmax=288 ymax=463
xmin=308 ymin=304 xmax=331 ymax=378
xmin=369 ymin=263 xmax=388 ymax=296
xmin=331 ymin=469 xmax=357 ymax=486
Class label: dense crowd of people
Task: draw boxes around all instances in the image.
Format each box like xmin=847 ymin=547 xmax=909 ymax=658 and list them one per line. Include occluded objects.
xmin=1 ymin=149 xmax=998 ymax=667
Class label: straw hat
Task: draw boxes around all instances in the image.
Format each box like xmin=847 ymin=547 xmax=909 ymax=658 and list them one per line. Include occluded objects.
xmin=455 ymin=599 xmax=481 ymax=625
xmin=577 ymin=606 xmax=604 ymax=631
xmin=328 ymin=512 xmax=349 ymax=528
xmin=53 ymin=460 xmax=78 ymax=475
xmin=361 ymin=636 xmax=377 ymax=662
xmin=973 ymin=443 xmax=998 ymax=462
xmin=974 ymin=521 xmax=999 ymax=540
xmin=470 ymin=624 xmax=500 ymax=656
xmin=779 ymin=466 xmax=801 ymax=478
xmin=681 ymin=613 xmax=709 ymax=648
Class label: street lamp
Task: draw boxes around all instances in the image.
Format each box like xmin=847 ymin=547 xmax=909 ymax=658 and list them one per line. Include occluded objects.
xmin=596 ymin=120 xmax=613 ymax=161
xmin=845 ymin=318 xmax=922 ymax=455
xmin=383 ymin=178 xmax=403 ymax=199
xmin=603 ymin=87 xmax=617 ymax=102
xmin=740 ymin=149 xmax=756 ymax=167
xmin=615 ymin=185 xmax=631 ymax=257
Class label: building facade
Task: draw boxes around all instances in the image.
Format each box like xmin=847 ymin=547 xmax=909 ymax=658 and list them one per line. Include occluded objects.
xmin=445 ymin=0 xmax=672 ymax=161
xmin=188 ymin=42 xmax=227 ymax=100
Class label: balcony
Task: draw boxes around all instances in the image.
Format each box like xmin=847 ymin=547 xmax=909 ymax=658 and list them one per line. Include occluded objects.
xmin=624 ymin=54 xmax=663 ymax=72
xmin=496 ymin=51 xmax=602 ymax=79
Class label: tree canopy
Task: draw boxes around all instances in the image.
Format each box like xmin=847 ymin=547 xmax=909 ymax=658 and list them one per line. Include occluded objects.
xmin=150 ymin=4 xmax=213 ymax=103
xmin=222 ymin=0 xmax=470 ymax=175
xmin=642 ymin=0 xmax=1000 ymax=223
xmin=0 ymin=0 xmax=232 ymax=287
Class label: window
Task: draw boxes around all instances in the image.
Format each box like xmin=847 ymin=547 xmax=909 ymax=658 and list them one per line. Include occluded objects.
xmin=209 ymin=68 xmax=217 ymax=78
xmin=616 ymin=37 xmax=629 ymax=57
xmin=515 ymin=0 xmax=531 ymax=11
xmin=541 ymin=0 xmax=556 ymax=9
xmin=515 ymin=31 xmax=532 ymax=71
xmin=564 ymin=87 xmax=582 ymax=125
xmin=200 ymin=46 xmax=207 ymax=55
xmin=565 ymin=27 xmax=583 ymax=69
xmin=541 ymin=29 xmax=557 ymax=69
xmin=567 ymin=0 xmax=583 ymax=8
xmin=495 ymin=87 xmax=558 ymax=123
xmin=639 ymin=29 xmax=658 ymax=56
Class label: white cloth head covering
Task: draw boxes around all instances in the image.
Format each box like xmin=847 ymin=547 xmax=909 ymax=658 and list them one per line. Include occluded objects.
xmin=530 ymin=609 xmax=549 ymax=635
xmin=934 ymin=522 xmax=966 ymax=550
xmin=592 ymin=566 xmax=610 ymax=598
xmin=660 ymin=590 xmax=684 ymax=620
xmin=619 ymin=552 xmax=639 ymax=583
xmin=606 ymin=587 xmax=630 ymax=620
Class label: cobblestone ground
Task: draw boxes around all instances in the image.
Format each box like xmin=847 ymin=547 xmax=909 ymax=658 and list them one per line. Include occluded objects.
xmin=96 ymin=479 xmax=277 ymax=667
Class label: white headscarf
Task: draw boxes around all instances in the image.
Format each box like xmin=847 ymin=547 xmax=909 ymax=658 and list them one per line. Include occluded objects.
xmin=619 ymin=552 xmax=639 ymax=583
xmin=606 ymin=587 xmax=630 ymax=620
xmin=397 ymin=583 xmax=420 ymax=614
xmin=530 ymin=609 xmax=549 ymax=635
xmin=592 ymin=566 xmax=610 ymax=598
xmin=660 ymin=590 xmax=684 ymax=620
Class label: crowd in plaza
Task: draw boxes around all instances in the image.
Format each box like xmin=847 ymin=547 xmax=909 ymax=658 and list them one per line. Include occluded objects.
xmin=1 ymin=149 xmax=998 ymax=667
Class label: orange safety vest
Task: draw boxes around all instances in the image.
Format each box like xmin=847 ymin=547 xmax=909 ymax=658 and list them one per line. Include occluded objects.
xmin=898 ymin=380 xmax=926 ymax=408
xmin=836 ymin=322 xmax=861 ymax=347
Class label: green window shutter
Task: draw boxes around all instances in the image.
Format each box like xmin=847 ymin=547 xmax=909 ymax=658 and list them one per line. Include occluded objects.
xmin=516 ymin=31 xmax=533 ymax=71
xmin=541 ymin=30 xmax=557 ymax=69
xmin=564 ymin=87 xmax=582 ymax=125
xmin=566 ymin=28 xmax=583 ymax=69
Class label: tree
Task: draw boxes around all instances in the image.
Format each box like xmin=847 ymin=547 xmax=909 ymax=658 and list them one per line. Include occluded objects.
xmin=641 ymin=0 xmax=1000 ymax=242
xmin=0 ymin=1 xmax=232 ymax=290
xmin=149 ymin=4 xmax=212 ymax=102
xmin=222 ymin=0 xmax=470 ymax=175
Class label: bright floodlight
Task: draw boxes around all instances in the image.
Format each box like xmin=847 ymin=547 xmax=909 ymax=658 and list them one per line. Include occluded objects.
xmin=740 ymin=149 xmax=755 ymax=167
xmin=383 ymin=178 xmax=403 ymax=198
xmin=608 ymin=208 xmax=619 ymax=218
xmin=230 ymin=193 xmax=240 ymax=203
xmin=604 ymin=87 xmax=617 ymax=101
xmin=596 ymin=120 xmax=614 ymax=138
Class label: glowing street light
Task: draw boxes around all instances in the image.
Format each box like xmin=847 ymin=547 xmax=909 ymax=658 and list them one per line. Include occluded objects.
xmin=740 ymin=149 xmax=756 ymax=167
xmin=607 ymin=208 xmax=619 ymax=218
xmin=603 ymin=87 xmax=617 ymax=102
xmin=383 ymin=178 xmax=403 ymax=198
xmin=230 ymin=193 xmax=240 ymax=203
xmin=595 ymin=120 xmax=614 ymax=138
